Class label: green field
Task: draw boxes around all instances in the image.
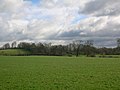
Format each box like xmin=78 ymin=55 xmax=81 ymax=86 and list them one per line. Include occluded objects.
xmin=0 ymin=56 xmax=120 ymax=90
xmin=0 ymin=49 xmax=30 ymax=56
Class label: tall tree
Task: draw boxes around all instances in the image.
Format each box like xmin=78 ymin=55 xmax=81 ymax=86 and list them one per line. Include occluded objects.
xmin=84 ymin=40 xmax=94 ymax=57
xmin=11 ymin=41 xmax=17 ymax=48
xmin=116 ymin=38 xmax=120 ymax=55
xmin=2 ymin=43 xmax=10 ymax=49
xmin=117 ymin=38 xmax=120 ymax=47
xmin=73 ymin=40 xmax=83 ymax=57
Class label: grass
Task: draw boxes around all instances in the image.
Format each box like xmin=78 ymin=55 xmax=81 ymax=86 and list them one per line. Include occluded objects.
xmin=0 ymin=56 xmax=120 ymax=90
xmin=0 ymin=49 xmax=30 ymax=56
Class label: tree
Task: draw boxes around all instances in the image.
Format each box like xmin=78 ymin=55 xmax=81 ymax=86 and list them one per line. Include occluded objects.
xmin=72 ymin=40 xmax=83 ymax=57
xmin=116 ymin=38 xmax=120 ymax=54
xmin=117 ymin=38 xmax=120 ymax=47
xmin=2 ymin=43 xmax=10 ymax=49
xmin=43 ymin=43 xmax=51 ymax=55
xmin=67 ymin=43 xmax=73 ymax=56
xmin=11 ymin=41 xmax=17 ymax=48
xmin=84 ymin=40 xmax=94 ymax=57
xmin=36 ymin=42 xmax=45 ymax=55
xmin=17 ymin=42 xmax=31 ymax=51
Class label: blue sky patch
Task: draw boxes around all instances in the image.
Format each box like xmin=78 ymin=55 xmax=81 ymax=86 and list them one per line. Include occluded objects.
xmin=72 ymin=15 xmax=88 ymax=24
xmin=23 ymin=0 xmax=41 ymax=5
xmin=31 ymin=0 xmax=40 ymax=4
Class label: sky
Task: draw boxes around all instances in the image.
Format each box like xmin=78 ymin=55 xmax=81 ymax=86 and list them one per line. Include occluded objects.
xmin=0 ymin=0 xmax=120 ymax=47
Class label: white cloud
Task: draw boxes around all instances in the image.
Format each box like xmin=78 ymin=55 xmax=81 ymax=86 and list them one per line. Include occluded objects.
xmin=0 ymin=0 xmax=120 ymax=47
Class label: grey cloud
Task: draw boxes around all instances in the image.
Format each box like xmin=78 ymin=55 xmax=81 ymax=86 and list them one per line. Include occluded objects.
xmin=80 ymin=0 xmax=120 ymax=16
xmin=80 ymin=0 xmax=107 ymax=14
xmin=59 ymin=30 xmax=82 ymax=37
xmin=94 ymin=38 xmax=117 ymax=47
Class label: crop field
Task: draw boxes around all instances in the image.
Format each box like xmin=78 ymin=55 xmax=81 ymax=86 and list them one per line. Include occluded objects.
xmin=0 ymin=56 xmax=120 ymax=90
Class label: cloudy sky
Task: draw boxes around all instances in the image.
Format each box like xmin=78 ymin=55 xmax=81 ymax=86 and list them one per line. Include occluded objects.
xmin=0 ymin=0 xmax=120 ymax=47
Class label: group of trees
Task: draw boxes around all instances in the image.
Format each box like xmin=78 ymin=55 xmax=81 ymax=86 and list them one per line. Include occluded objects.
xmin=0 ymin=39 xmax=120 ymax=57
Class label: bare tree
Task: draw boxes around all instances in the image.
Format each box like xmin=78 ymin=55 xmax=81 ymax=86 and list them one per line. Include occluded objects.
xmin=73 ymin=40 xmax=83 ymax=57
xmin=84 ymin=40 xmax=94 ymax=57
xmin=2 ymin=43 xmax=10 ymax=49
xmin=117 ymin=38 xmax=120 ymax=47
xmin=11 ymin=41 xmax=17 ymax=48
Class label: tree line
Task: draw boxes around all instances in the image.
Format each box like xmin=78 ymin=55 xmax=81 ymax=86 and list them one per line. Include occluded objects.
xmin=0 ymin=39 xmax=120 ymax=57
